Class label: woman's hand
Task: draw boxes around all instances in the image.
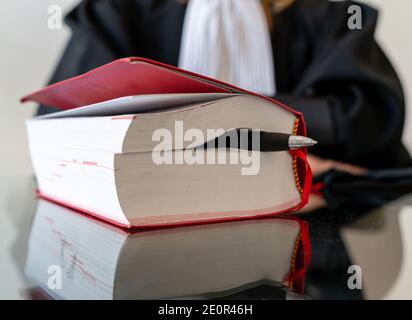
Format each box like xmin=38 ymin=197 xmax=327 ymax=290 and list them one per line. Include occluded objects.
xmin=297 ymin=154 xmax=367 ymax=213
xmin=298 ymin=154 xmax=367 ymax=213
xmin=307 ymin=154 xmax=367 ymax=176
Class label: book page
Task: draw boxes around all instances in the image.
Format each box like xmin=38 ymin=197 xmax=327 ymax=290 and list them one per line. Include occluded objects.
xmin=37 ymin=93 xmax=236 ymax=119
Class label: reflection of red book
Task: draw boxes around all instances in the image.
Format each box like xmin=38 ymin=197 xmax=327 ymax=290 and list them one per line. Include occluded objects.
xmin=23 ymin=58 xmax=311 ymax=228
xmin=25 ymin=199 xmax=311 ymax=298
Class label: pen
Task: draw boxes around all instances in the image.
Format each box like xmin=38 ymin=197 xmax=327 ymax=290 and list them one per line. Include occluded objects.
xmin=202 ymin=129 xmax=317 ymax=151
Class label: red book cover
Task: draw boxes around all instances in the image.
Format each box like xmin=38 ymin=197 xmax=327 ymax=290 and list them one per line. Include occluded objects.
xmin=22 ymin=57 xmax=312 ymax=229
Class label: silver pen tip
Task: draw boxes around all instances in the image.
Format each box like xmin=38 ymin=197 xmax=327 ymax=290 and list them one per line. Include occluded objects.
xmin=288 ymin=135 xmax=318 ymax=149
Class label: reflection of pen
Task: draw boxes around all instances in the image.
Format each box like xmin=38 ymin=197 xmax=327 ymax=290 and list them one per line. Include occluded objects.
xmin=203 ymin=129 xmax=317 ymax=152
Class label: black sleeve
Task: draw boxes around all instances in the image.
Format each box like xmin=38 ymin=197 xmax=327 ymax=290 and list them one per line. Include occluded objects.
xmin=37 ymin=0 xmax=143 ymax=115
xmin=276 ymin=0 xmax=411 ymax=169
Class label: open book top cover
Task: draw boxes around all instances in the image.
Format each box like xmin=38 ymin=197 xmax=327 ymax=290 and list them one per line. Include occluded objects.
xmin=21 ymin=57 xmax=304 ymax=126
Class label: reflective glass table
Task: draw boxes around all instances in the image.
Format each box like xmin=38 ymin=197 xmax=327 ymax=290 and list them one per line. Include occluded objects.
xmin=1 ymin=175 xmax=412 ymax=299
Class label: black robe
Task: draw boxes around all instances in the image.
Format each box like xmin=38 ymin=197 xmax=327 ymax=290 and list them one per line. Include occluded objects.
xmin=37 ymin=0 xmax=411 ymax=168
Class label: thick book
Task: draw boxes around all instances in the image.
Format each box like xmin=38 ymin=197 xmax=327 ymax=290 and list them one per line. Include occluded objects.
xmin=25 ymin=199 xmax=310 ymax=299
xmin=22 ymin=57 xmax=312 ymax=228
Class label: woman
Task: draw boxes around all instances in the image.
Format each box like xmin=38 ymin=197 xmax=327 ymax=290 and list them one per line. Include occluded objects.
xmin=38 ymin=0 xmax=411 ymax=171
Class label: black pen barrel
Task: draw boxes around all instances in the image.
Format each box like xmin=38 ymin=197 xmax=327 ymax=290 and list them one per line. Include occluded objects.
xmin=201 ymin=129 xmax=291 ymax=152
xmin=259 ymin=132 xmax=290 ymax=152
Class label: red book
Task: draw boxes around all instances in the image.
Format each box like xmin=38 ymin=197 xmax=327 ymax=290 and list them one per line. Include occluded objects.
xmin=23 ymin=57 xmax=312 ymax=229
